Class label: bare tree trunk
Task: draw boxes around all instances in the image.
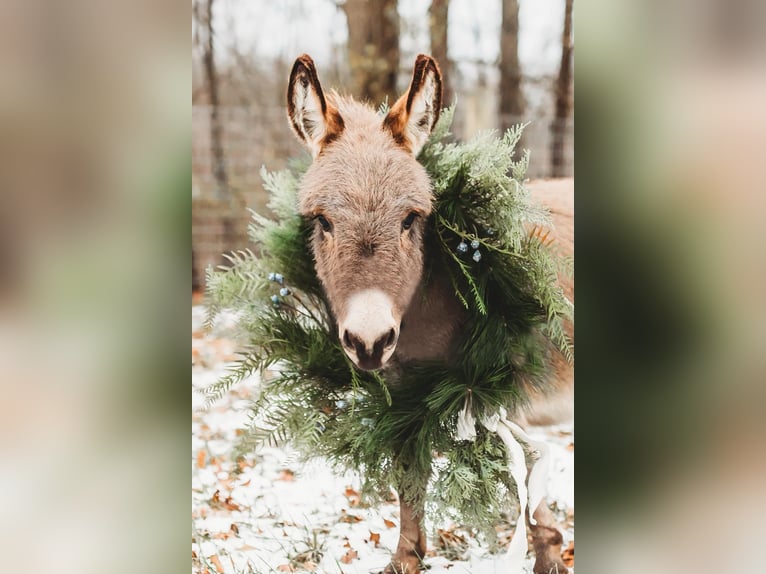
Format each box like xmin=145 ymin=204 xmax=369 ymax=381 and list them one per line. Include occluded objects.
xmin=551 ymin=0 xmax=573 ymax=177
xmin=342 ymin=0 xmax=400 ymax=105
xmin=428 ymin=0 xmax=452 ymax=105
xmin=201 ymin=0 xmax=228 ymax=199
xmin=499 ymin=0 xmax=524 ymax=135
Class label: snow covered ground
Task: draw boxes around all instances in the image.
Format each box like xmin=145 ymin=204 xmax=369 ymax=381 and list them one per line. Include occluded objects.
xmin=192 ymin=305 xmax=573 ymax=574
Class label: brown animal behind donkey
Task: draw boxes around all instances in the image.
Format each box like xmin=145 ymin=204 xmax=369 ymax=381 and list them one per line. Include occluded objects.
xmin=286 ymin=54 xmax=573 ymax=574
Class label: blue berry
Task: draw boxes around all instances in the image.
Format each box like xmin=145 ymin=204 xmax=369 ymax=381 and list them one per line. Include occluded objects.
xmin=270 ymin=294 xmax=280 ymax=304
xmin=279 ymin=287 xmax=291 ymax=297
xmin=472 ymin=250 xmax=482 ymax=262
xmin=470 ymin=239 xmax=480 ymax=249
xmin=457 ymin=241 xmax=468 ymax=253
xmin=268 ymin=272 xmax=277 ymax=281
xmin=274 ymin=273 xmax=284 ymax=284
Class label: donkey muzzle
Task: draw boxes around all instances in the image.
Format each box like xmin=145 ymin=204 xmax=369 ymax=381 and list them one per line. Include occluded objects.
xmin=339 ymin=289 xmax=399 ymax=370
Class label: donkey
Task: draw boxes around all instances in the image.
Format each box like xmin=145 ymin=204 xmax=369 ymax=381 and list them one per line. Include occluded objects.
xmin=286 ymin=54 xmax=573 ymax=574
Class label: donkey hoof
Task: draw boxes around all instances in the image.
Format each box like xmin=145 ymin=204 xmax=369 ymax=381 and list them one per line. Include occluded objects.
xmin=533 ymin=555 xmax=569 ymax=574
xmin=381 ymin=554 xmax=424 ymax=574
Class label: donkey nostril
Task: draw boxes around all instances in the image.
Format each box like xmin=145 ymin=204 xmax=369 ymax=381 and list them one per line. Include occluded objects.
xmin=342 ymin=330 xmax=352 ymax=348
xmin=385 ymin=328 xmax=396 ymax=347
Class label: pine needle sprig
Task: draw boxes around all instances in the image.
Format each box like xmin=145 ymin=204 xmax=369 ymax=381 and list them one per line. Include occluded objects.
xmin=434 ymin=220 xmax=488 ymax=315
xmin=200 ymin=346 xmax=264 ymax=408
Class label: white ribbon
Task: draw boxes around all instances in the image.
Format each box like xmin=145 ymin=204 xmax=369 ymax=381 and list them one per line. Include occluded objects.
xmin=456 ymin=395 xmax=477 ymax=441
xmin=456 ymin=402 xmax=551 ymax=571
xmin=501 ymin=418 xmax=550 ymax=527
xmin=486 ymin=413 xmax=530 ymax=570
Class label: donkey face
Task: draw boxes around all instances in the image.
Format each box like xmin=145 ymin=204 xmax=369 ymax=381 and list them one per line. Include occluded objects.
xmin=287 ymin=54 xmax=442 ymax=370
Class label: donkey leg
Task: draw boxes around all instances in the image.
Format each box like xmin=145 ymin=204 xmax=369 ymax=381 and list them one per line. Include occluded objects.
xmin=530 ymin=501 xmax=568 ymax=574
xmin=383 ymin=491 xmax=427 ymax=574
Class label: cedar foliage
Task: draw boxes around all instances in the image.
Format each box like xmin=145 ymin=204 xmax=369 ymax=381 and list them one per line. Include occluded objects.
xmin=203 ymin=107 xmax=573 ymax=538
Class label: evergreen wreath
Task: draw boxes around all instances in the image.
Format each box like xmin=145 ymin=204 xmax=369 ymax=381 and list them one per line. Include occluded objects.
xmin=203 ymin=106 xmax=573 ymax=544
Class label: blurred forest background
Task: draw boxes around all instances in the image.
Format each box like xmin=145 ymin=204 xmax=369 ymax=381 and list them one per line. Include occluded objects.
xmin=192 ymin=0 xmax=574 ymax=291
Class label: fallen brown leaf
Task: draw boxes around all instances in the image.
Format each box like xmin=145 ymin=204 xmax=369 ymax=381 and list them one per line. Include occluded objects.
xmin=339 ymin=510 xmax=363 ymax=523
xmin=197 ymin=449 xmax=207 ymax=468
xmin=435 ymin=527 xmax=469 ymax=561
xmin=383 ymin=518 xmax=396 ymax=529
xmin=278 ymin=469 xmax=295 ymax=481
xmin=369 ymin=531 xmax=381 ymax=547
xmin=211 ymin=531 xmax=231 ymax=540
xmin=340 ymin=549 xmax=358 ymax=564
xmin=562 ymin=540 xmax=574 ymax=567
xmin=344 ymin=486 xmax=360 ymax=507
xmin=209 ymin=490 xmax=241 ymax=512
xmin=208 ymin=554 xmax=225 ymax=573
xmin=436 ymin=528 xmax=467 ymax=547
xmin=276 ymin=564 xmax=294 ymax=572
xmin=230 ymin=523 xmax=239 ymax=535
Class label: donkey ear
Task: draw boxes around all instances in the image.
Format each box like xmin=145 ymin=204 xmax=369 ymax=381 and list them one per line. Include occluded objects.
xmin=287 ymin=54 xmax=344 ymax=157
xmin=383 ymin=54 xmax=442 ymax=156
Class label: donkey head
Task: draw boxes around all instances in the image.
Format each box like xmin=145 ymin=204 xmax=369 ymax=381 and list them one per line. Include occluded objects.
xmin=287 ymin=54 xmax=442 ymax=370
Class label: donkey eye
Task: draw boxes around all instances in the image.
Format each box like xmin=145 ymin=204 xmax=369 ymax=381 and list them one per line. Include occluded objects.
xmin=401 ymin=211 xmax=419 ymax=231
xmin=315 ymin=214 xmax=332 ymax=232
